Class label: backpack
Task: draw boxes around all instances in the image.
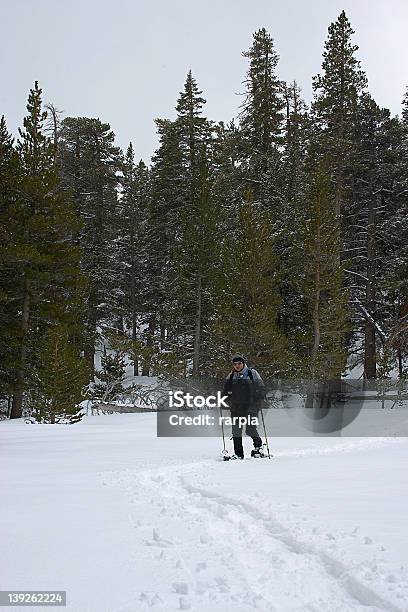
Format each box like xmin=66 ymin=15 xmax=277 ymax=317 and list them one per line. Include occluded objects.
xmin=228 ymin=367 xmax=253 ymax=382
xmin=228 ymin=367 xmax=266 ymax=401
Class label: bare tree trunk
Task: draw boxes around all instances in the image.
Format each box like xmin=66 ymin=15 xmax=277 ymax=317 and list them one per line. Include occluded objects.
xmin=364 ymin=321 xmax=376 ymax=378
xmin=85 ymin=285 xmax=97 ymax=379
xmin=10 ymin=277 xmax=31 ymax=419
xmin=306 ymin=237 xmax=320 ymax=410
xmin=364 ymin=194 xmax=377 ymax=379
xmin=160 ymin=321 xmax=166 ymax=352
xmin=311 ymin=211 xmax=321 ymax=376
xmin=397 ymin=341 xmax=403 ymax=379
xmin=192 ymin=274 xmax=202 ymax=377
xmin=45 ymin=103 xmax=62 ymax=168
xmin=7 ymin=396 xmax=12 ymax=419
xmin=84 ymin=131 xmax=104 ymax=380
xmin=132 ymin=315 xmax=139 ymax=376
xmin=130 ymin=236 xmax=139 ymax=375
xmin=142 ymin=315 xmax=155 ymax=376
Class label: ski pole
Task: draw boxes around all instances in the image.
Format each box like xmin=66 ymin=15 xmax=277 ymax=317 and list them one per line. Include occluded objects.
xmin=260 ymin=408 xmax=271 ymax=459
xmin=219 ymin=404 xmax=227 ymax=453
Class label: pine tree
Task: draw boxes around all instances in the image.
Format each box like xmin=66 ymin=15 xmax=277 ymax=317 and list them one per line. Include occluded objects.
xmin=239 ymin=27 xmax=285 ymax=204
xmin=236 ymin=25 xmax=286 ymax=268
xmin=373 ymin=89 xmax=408 ymax=377
xmin=283 ymin=81 xmax=310 ymax=209
xmin=311 ymin=12 xmax=369 ymax=375
xmin=92 ymin=347 xmax=126 ymax=402
xmin=25 ymin=323 xmax=88 ymax=424
xmin=312 ymin=10 xmax=367 ymax=220
xmin=0 ymin=116 xmax=22 ymax=409
xmin=209 ymin=195 xmax=293 ymax=379
xmin=211 ymin=119 xmax=243 ymax=216
xmin=280 ymin=82 xmax=311 ymax=335
xmin=149 ymin=72 xmax=219 ymax=375
xmin=174 ymin=143 xmax=220 ymax=375
xmin=175 ymin=70 xmax=209 ymax=177
xmin=118 ymin=143 xmax=152 ymax=374
xmin=8 ymin=82 xmax=85 ymax=418
xmin=58 ymin=117 xmax=123 ymax=372
xmin=345 ymin=94 xmax=401 ymax=378
xmin=299 ymin=167 xmax=349 ymax=378
xmin=146 ymin=117 xmax=184 ymax=369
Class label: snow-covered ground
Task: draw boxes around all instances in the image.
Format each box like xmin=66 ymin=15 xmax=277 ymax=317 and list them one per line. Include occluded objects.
xmin=2 ymin=414 xmax=408 ymax=611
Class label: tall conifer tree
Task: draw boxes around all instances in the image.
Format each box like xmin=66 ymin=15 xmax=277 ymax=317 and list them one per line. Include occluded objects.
xmin=0 ymin=117 xmax=22 ymax=408
xmin=7 ymin=82 xmax=85 ymax=418
xmin=239 ymin=28 xmax=285 ymax=211
xmin=58 ymin=117 xmax=122 ymax=372
xmin=300 ymin=167 xmax=349 ymax=378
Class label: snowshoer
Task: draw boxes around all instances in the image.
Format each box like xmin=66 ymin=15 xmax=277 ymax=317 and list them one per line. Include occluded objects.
xmin=222 ymin=354 xmax=266 ymax=459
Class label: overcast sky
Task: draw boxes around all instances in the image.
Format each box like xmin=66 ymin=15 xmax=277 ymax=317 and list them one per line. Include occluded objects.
xmin=2 ymin=0 xmax=407 ymax=163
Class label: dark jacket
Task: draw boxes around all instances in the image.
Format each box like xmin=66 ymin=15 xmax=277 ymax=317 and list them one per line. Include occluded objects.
xmin=222 ymin=366 xmax=266 ymax=412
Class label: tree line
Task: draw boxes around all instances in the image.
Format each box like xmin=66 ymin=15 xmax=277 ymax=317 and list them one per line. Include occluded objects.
xmin=1 ymin=11 xmax=407 ymax=422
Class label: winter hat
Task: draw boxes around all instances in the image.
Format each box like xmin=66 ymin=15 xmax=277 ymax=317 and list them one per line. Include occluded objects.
xmin=231 ymin=354 xmax=246 ymax=364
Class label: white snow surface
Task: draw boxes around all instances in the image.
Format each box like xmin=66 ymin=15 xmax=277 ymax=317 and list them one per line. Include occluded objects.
xmin=2 ymin=414 xmax=408 ymax=612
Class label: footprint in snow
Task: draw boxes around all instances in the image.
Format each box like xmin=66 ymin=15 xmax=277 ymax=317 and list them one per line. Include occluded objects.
xmin=195 ymin=580 xmax=211 ymax=595
xmin=196 ymin=562 xmax=207 ymax=572
xmin=138 ymin=592 xmax=163 ymax=606
xmin=172 ymin=582 xmax=189 ymax=595
xmin=150 ymin=593 xmax=163 ymax=606
xmin=145 ymin=528 xmax=174 ymax=548
xmin=199 ymin=534 xmax=211 ymax=544
xmin=214 ymin=576 xmax=230 ymax=593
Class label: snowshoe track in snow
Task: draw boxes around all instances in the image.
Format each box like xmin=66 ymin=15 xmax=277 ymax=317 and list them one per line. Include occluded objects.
xmin=105 ymin=456 xmax=408 ymax=612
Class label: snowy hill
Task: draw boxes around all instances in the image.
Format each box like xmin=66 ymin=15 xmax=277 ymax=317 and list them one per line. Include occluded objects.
xmin=2 ymin=414 xmax=408 ymax=611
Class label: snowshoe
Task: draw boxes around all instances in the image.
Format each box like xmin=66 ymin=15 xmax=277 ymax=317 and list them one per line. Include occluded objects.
xmin=251 ymin=446 xmax=267 ymax=458
xmin=221 ymin=450 xmax=244 ymax=461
